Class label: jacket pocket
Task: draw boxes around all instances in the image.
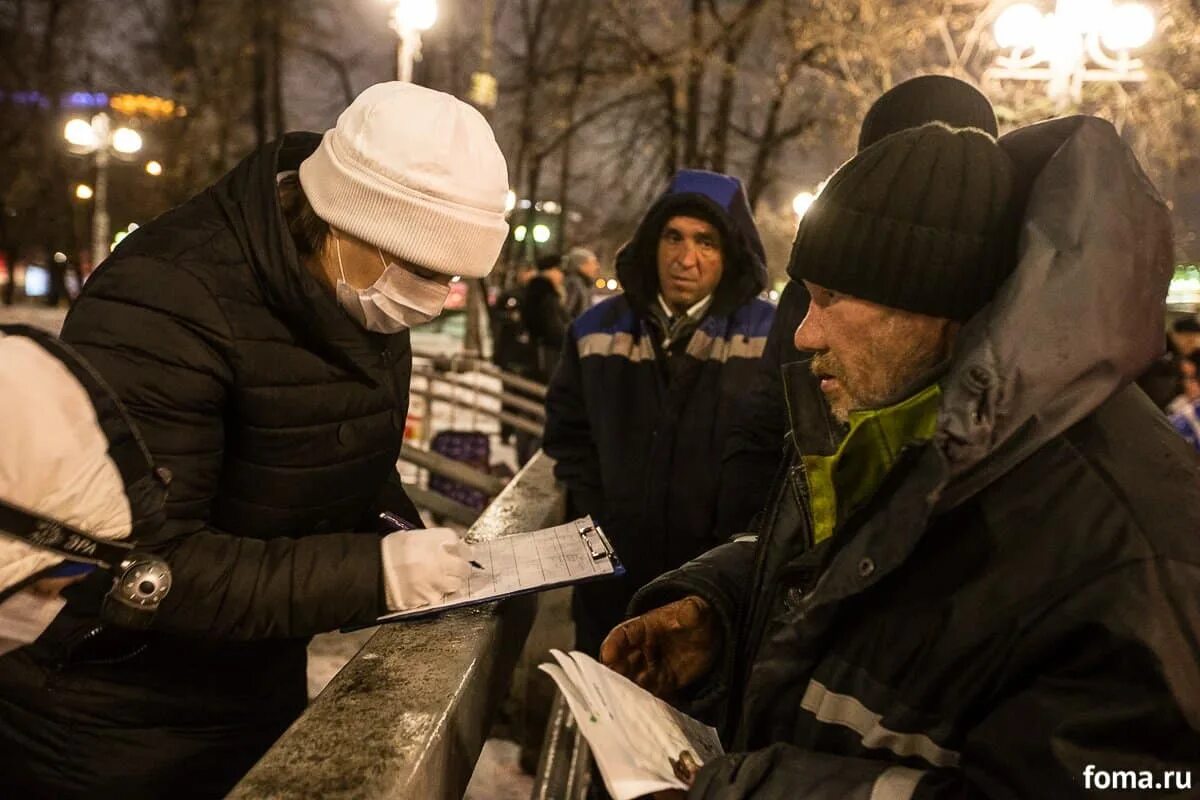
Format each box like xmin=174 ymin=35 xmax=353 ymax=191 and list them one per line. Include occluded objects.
xmin=60 ymin=624 xmax=153 ymax=668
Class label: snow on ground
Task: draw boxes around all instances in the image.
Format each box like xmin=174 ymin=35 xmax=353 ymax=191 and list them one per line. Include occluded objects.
xmin=0 ymin=304 xmax=67 ymax=333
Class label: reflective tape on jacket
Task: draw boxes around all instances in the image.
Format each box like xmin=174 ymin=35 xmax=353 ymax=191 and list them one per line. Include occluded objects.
xmin=577 ymin=329 xmax=767 ymax=364
xmin=800 ymin=679 xmax=961 ymax=768
xmin=577 ymin=331 xmax=656 ymax=362
xmin=685 ymin=329 xmax=767 ymax=363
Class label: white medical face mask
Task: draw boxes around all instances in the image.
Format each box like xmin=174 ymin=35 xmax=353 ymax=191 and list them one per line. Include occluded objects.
xmin=333 ymin=234 xmax=452 ymax=333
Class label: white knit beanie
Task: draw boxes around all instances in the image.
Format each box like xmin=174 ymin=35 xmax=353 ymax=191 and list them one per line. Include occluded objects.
xmin=299 ymin=82 xmax=510 ymax=279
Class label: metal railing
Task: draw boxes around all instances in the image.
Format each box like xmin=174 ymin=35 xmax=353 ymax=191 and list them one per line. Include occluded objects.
xmin=409 ymin=367 xmax=544 ymax=438
xmin=230 ymin=452 xmax=567 ymax=800
xmin=413 ymin=348 xmax=549 ymax=401
xmin=531 ymin=694 xmax=594 ymax=800
xmin=399 ymin=352 xmax=547 ymax=526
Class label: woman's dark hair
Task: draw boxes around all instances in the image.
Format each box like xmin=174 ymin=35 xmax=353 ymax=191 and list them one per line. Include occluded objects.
xmin=277 ymin=172 xmax=330 ymax=259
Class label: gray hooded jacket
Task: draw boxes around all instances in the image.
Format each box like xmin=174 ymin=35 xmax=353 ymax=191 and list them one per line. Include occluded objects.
xmin=632 ymin=117 xmax=1200 ymax=799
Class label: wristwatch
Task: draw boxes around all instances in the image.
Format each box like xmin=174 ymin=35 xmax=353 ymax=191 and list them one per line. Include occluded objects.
xmin=102 ymin=554 xmax=173 ymax=629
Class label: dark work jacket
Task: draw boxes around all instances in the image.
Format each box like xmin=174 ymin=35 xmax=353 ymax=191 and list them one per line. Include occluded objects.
xmin=715 ymin=279 xmax=810 ymax=536
xmin=491 ymin=284 xmax=537 ymax=377
xmin=0 ymin=133 xmax=420 ymax=798
xmin=522 ymin=274 xmax=571 ymax=381
xmin=632 ymin=117 xmax=1200 ymax=798
xmin=545 ymin=172 xmax=773 ymax=644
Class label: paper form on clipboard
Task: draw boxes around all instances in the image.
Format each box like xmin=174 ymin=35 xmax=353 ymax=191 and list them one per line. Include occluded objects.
xmin=371 ymin=516 xmax=623 ymax=623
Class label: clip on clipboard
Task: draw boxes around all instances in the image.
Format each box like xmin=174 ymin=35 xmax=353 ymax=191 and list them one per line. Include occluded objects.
xmin=364 ymin=516 xmax=623 ymax=625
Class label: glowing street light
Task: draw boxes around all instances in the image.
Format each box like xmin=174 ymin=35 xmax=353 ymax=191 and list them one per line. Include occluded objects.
xmin=64 ymin=119 xmax=100 ymax=149
xmin=388 ymin=0 xmax=439 ymax=83
xmin=1100 ymin=3 xmax=1156 ymax=50
xmin=987 ymin=0 xmax=1156 ymax=108
xmin=532 ymin=223 xmax=552 ymax=244
xmin=792 ymin=191 xmax=816 ymax=219
xmin=111 ymin=223 xmax=140 ymax=252
xmin=111 ymin=127 xmax=143 ymax=155
xmin=145 ymin=160 xmax=163 ymax=177
xmin=396 ymin=0 xmax=438 ymax=29
xmin=62 ymin=112 xmax=149 ymax=269
xmin=993 ymin=4 xmax=1045 ymax=49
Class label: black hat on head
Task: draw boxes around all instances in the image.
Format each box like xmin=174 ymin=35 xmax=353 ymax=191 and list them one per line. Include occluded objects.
xmin=535 ymin=253 xmax=563 ymax=271
xmin=614 ymin=169 xmax=768 ymax=317
xmin=789 ymin=122 xmax=1015 ymax=322
xmin=859 ymin=75 xmax=998 ymax=151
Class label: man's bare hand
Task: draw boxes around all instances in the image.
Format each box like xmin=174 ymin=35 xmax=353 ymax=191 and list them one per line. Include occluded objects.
xmin=600 ymin=595 xmax=718 ymax=698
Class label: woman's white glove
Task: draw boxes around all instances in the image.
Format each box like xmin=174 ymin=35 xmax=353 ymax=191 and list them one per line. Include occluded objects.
xmin=380 ymin=527 xmax=474 ymax=612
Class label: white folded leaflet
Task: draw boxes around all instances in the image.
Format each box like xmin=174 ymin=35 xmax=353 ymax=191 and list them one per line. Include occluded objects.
xmin=538 ymin=648 xmax=724 ymax=800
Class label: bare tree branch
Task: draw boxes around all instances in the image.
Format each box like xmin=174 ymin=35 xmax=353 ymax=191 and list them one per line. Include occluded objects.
xmin=291 ymin=41 xmax=355 ymax=106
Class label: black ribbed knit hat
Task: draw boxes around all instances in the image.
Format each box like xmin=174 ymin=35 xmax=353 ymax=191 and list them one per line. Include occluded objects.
xmin=789 ymin=122 xmax=1015 ymax=321
xmin=859 ymin=75 xmax=998 ymax=150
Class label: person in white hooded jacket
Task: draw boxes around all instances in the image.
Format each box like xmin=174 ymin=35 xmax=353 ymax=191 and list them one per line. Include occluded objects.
xmin=0 ymin=325 xmax=169 ymax=651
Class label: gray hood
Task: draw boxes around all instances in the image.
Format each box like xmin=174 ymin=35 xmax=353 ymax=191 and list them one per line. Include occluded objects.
xmin=785 ymin=115 xmax=1176 ymax=612
xmin=934 ymin=115 xmax=1173 ymax=509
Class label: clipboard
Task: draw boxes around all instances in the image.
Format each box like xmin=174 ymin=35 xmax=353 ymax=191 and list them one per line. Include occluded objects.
xmin=358 ymin=516 xmax=624 ymax=627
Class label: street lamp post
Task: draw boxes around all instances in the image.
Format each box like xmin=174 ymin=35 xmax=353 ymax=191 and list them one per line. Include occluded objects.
xmin=91 ymin=114 xmax=111 ymax=273
xmin=986 ymin=0 xmax=1156 ymax=109
xmin=64 ymin=111 xmax=143 ymax=268
xmin=389 ymin=0 xmax=438 ymax=83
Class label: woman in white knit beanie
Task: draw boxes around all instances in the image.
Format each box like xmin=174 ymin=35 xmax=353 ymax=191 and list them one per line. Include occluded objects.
xmin=2 ymin=82 xmax=509 ymax=796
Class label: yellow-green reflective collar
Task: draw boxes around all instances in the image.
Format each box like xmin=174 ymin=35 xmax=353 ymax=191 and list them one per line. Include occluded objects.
xmin=801 ymin=383 xmax=942 ymax=544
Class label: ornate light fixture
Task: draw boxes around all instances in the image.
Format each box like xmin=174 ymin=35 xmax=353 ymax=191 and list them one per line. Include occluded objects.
xmin=986 ymin=0 xmax=1155 ymax=108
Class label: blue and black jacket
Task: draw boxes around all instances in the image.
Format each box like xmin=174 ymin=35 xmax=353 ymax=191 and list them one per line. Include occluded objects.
xmin=544 ymin=170 xmax=774 ymax=642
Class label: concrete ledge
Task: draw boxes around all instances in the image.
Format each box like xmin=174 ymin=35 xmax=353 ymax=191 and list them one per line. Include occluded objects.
xmin=230 ymin=452 xmax=565 ymax=800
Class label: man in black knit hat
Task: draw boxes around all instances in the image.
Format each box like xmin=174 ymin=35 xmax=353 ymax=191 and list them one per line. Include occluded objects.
xmin=716 ymin=74 xmax=1004 ymax=537
xmin=602 ymin=116 xmax=1200 ymax=798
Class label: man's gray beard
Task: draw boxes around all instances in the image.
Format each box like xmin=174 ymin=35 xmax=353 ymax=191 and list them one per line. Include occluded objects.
xmin=828 ymin=391 xmax=853 ymax=424
xmin=832 ymin=341 xmax=951 ymax=420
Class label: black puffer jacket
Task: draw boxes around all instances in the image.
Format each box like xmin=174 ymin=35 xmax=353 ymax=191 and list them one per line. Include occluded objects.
xmin=633 ymin=118 xmax=1200 ymax=798
xmin=0 ymin=133 xmax=420 ymax=798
